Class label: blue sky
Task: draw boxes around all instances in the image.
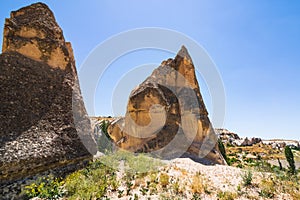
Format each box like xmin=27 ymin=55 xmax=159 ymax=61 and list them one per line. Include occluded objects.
xmin=0 ymin=0 xmax=300 ymax=140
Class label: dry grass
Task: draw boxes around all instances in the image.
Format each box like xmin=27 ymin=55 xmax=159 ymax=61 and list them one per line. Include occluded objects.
xmin=284 ymin=180 xmax=300 ymax=200
xmin=191 ymin=174 xmax=205 ymax=194
xmin=258 ymin=177 xmax=276 ymax=198
xmin=217 ymin=191 xmax=238 ymax=200
xmin=227 ymin=144 xmax=284 ymax=160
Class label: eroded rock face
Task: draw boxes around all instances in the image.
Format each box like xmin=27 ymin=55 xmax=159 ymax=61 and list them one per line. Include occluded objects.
xmin=241 ymin=137 xmax=262 ymax=146
xmin=0 ymin=2 xmax=97 ymax=191
xmin=2 ymin=3 xmax=71 ymax=70
xmin=108 ymin=46 xmax=226 ymax=165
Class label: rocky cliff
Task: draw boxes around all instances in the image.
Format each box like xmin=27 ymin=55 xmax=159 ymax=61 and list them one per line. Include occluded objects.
xmin=0 ymin=2 xmax=97 ymax=195
xmin=108 ymin=46 xmax=226 ymax=165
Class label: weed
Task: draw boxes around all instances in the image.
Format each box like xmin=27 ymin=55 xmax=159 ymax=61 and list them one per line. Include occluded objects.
xmin=259 ymin=177 xmax=275 ymax=198
xmin=172 ymin=178 xmax=180 ymax=194
xmin=64 ymin=161 xmax=116 ymax=199
xmin=217 ymin=191 xmax=237 ymax=200
xmin=139 ymin=186 xmax=149 ymax=195
xmin=242 ymin=170 xmax=252 ymax=186
xmin=126 ymin=180 xmax=133 ymax=195
xmin=191 ymin=193 xmax=201 ymax=200
xmin=24 ymin=175 xmax=64 ymax=199
xmin=159 ymin=173 xmax=170 ymax=187
xmin=117 ymin=189 xmax=124 ymax=198
xmin=191 ymin=174 xmax=204 ymax=194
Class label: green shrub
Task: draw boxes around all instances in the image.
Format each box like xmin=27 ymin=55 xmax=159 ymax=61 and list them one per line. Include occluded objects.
xmin=159 ymin=173 xmax=170 ymax=187
xmin=172 ymin=178 xmax=180 ymax=194
xmin=191 ymin=193 xmax=202 ymax=200
xmin=218 ymin=139 xmax=228 ymax=163
xmin=133 ymin=193 xmax=139 ymax=200
xmin=24 ymin=175 xmax=65 ymax=199
xmin=125 ymin=180 xmax=133 ymax=195
xmin=64 ymin=161 xmax=116 ymax=199
xmin=139 ymin=186 xmax=149 ymax=195
xmin=227 ymin=157 xmax=240 ymax=166
xmin=242 ymin=170 xmax=252 ymax=186
xmin=226 ymin=143 xmax=234 ymax=147
xmin=254 ymin=160 xmax=274 ymax=172
xmin=236 ymin=163 xmax=244 ymax=168
xmin=217 ymin=191 xmax=237 ymax=200
xmin=97 ymin=120 xmax=113 ymax=153
xmin=285 ymin=146 xmax=296 ymax=174
xmin=118 ymin=189 xmax=124 ymax=198
xmin=259 ymin=178 xmax=275 ymax=198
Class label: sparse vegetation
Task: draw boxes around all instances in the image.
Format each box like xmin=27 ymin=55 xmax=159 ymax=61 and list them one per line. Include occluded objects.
xmin=191 ymin=173 xmax=205 ymax=194
xmin=99 ymin=150 xmax=163 ymax=175
xmin=217 ymin=191 xmax=237 ymax=200
xmin=24 ymin=175 xmax=65 ymax=199
xmin=258 ymin=177 xmax=276 ymax=198
xmin=23 ymin=139 xmax=300 ymax=200
xmin=64 ymin=160 xmax=116 ymax=199
xmin=159 ymin=173 xmax=170 ymax=188
xmin=191 ymin=193 xmax=202 ymax=200
xmin=242 ymin=170 xmax=253 ymax=186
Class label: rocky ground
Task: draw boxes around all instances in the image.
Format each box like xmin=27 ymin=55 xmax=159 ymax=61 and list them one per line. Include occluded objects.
xmin=23 ymin=120 xmax=300 ymax=200
xmin=104 ymin=157 xmax=297 ymax=200
xmin=25 ymin=148 xmax=300 ymax=200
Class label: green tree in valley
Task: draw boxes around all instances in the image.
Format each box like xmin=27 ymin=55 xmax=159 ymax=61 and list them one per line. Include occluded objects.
xmin=97 ymin=120 xmax=113 ymax=154
xmin=284 ymin=145 xmax=296 ymax=174
xmin=218 ymin=139 xmax=228 ymax=164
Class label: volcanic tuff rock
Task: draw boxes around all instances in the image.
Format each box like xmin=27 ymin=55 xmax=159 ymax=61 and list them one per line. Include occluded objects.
xmin=241 ymin=137 xmax=262 ymax=146
xmin=2 ymin=2 xmax=71 ymax=69
xmin=216 ymin=128 xmax=241 ymax=141
xmin=0 ymin=2 xmax=97 ymax=192
xmin=108 ymin=46 xmax=226 ymax=165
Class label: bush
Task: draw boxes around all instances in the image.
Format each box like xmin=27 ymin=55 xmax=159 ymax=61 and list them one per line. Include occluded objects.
xmin=218 ymin=139 xmax=228 ymax=164
xmin=285 ymin=146 xmax=296 ymax=174
xmin=242 ymin=170 xmax=252 ymax=186
xmin=191 ymin=193 xmax=202 ymax=200
xmin=254 ymin=160 xmax=274 ymax=172
xmin=259 ymin=178 xmax=275 ymax=198
xmin=217 ymin=191 xmax=237 ymax=200
xmin=64 ymin=161 xmax=116 ymax=199
xmin=97 ymin=120 xmax=113 ymax=153
xmin=24 ymin=175 xmax=65 ymax=199
xmin=226 ymin=157 xmax=240 ymax=166
xmin=159 ymin=173 xmax=170 ymax=187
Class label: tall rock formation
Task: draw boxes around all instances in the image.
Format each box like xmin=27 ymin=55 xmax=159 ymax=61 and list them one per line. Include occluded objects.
xmin=0 ymin=2 xmax=97 ymax=192
xmin=108 ymin=46 xmax=226 ymax=165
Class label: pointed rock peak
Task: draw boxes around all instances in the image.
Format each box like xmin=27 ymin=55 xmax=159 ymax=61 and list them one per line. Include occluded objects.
xmin=24 ymin=2 xmax=50 ymax=9
xmin=175 ymin=45 xmax=193 ymax=62
xmin=108 ymin=44 xmax=226 ymax=165
xmin=11 ymin=2 xmax=54 ymax=18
